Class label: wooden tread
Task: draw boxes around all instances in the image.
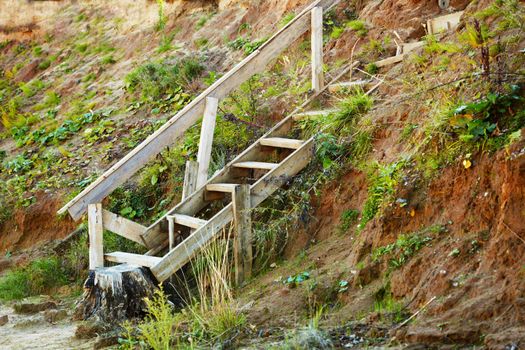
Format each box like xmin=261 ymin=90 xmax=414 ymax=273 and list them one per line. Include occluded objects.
xmin=292 ymin=108 xmax=337 ymax=121
xmin=105 ymin=252 xmax=161 ymax=268
xmin=328 ymin=80 xmax=372 ymax=93
xmin=206 ymin=183 xmax=239 ymax=193
xmin=260 ymin=137 xmax=304 ymax=149
xmin=233 ymin=161 xmax=278 ymax=170
xmin=167 ymin=214 xmax=207 ymax=229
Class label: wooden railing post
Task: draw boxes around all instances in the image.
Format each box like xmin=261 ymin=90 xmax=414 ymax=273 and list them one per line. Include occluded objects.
xmin=232 ymin=184 xmax=252 ymax=286
xmin=88 ymin=203 xmax=104 ymax=269
xmin=182 ymin=160 xmax=199 ymax=200
xmin=311 ymin=6 xmax=324 ymax=92
xmin=196 ymin=97 xmax=219 ymax=188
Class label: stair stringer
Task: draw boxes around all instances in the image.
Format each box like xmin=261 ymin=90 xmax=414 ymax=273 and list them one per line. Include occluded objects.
xmin=149 ymin=137 xmax=315 ymax=282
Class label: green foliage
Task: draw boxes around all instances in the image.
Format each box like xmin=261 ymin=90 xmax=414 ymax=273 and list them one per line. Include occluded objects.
xmin=155 ymin=0 xmax=166 ymax=31
xmin=449 ymin=85 xmax=525 ymax=148
xmin=373 ymin=284 xmax=406 ymax=323
xmin=101 ymin=54 xmax=116 ymax=65
xmin=424 ymin=35 xmax=460 ymax=54
xmin=339 ymin=209 xmax=359 ymax=233
xmin=346 ymin=20 xmax=368 ymax=37
xmin=38 ymin=59 xmax=51 ymax=70
xmin=475 ymin=0 xmax=524 ymax=32
xmin=3 ymin=154 xmax=34 ymax=174
xmin=365 ymin=62 xmax=379 ymax=75
xmin=157 ymin=33 xmax=175 ymax=53
xmin=125 ymin=57 xmax=204 ymax=101
xmin=280 ymin=13 xmax=296 ymax=28
xmin=227 ymin=36 xmax=267 ymax=55
xmin=359 ymin=161 xmax=404 ymax=231
xmin=330 ymin=26 xmax=345 ymax=40
xmin=284 ymin=271 xmax=310 ymax=288
xmin=372 ymin=233 xmax=433 ymax=269
xmin=0 ymin=257 xmax=67 ymax=300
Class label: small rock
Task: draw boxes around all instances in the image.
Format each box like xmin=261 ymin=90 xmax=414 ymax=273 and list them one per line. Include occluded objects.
xmin=0 ymin=315 xmax=8 ymax=326
xmin=75 ymin=321 xmax=105 ymax=339
xmin=14 ymin=301 xmax=57 ymax=314
xmin=94 ymin=335 xmax=119 ymax=349
xmin=44 ymin=309 xmax=68 ymax=323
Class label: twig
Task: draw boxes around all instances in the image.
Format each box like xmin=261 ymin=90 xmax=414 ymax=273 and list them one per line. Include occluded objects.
xmin=395 ymin=295 xmax=437 ymax=329
xmin=502 ymin=222 xmax=525 ymax=246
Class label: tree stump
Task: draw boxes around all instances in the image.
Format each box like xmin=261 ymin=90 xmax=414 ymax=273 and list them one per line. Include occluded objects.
xmin=74 ymin=265 xmax=158 ymax=323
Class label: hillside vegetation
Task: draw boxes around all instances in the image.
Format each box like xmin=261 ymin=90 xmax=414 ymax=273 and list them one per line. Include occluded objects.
xmin=0 ymin=0 xmax=524 ymax=349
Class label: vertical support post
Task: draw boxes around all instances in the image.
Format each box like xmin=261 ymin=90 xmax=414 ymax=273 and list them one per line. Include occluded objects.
xmin=167 ymin=216 xmax=175 ymax=251
xmin=88 ymin=203 xmax=104 ymax=269
xmin=232 ymin=184 xmax=252 ymax=286
xmin=311 ymin=7 xmax=324 ymax=93
xmin=182 ymin=160 xmax=199 ymax=200
xmin=196 ymin=97 xmax=219 ymax=188
xmin=426 ymin=19 xmax=434 ymax=35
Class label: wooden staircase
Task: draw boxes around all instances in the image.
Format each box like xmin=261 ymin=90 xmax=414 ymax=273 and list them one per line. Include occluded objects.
xmin=59 ymin=4 xmax=465 ymax=284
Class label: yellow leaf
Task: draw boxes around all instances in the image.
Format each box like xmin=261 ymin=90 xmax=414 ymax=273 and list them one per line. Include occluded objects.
xmin=463 ymin=159 xmax=472 ymax=169
xmin=410 ymin=209 xmax=415 ymax=217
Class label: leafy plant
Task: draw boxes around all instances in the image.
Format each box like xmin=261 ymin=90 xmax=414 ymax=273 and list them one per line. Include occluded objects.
xmin=347 ymin=20 xmax=368 ymax=37
xmin=284 ymin=271 xmax=310 ymax=288
xmin=358 ymin=161 xmax=404 ymax=231
xmin=339 ymin=209 xmax=359 ymax=233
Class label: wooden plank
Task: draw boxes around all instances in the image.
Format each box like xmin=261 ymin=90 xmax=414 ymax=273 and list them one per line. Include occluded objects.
xmin=182 ymin=160 xmax=199 ymax=200
xmin=196 ymin=97 xmax=219 ymax=188
xmin=427 ymin=11 xmax=463 ymax=35
xmin=151 ymin=138 xmax=316 ymax=281
xmin=233 ymin=161 xmax=278 ymax=170
xmin=206 ymin=183 xmax=239 ymax=193
xmin=151 ymin=204 xmax=234 ymax=282
xmin=311 ymin=7 xmax=324 ymax=92
xmin=374 ymin=54 xmax=406 ymax=68
xmin=260 ymin=137 xmax=304 ymax=149
xmin=233 ymin=184 xmax=253 ymax=285
xmin=105 ymin=252 xmax=161 ymax=268
xmin=58 ymin=0 xmax=340 ymax=222
xmin=143 ymin=57 xmax=354 ymax=249
xmin=167 ymin=213 xmax=207 ymax=229
xmin=401 ymin=41 xmax=425 ymax=54
xmin=328 ymin=80 xmax=372 ymax=93
xmin=102 ymin=209 xmax=147 ymax=247
xmin=168 ymin=216 xmax=175 ymax=251
xmin=88 ymin=203 xmax=104 ymax=269
xmin=251 ymin=138 xmax=315 ymax=207
xmin=292 ymin=108 xmax=338 ymax=121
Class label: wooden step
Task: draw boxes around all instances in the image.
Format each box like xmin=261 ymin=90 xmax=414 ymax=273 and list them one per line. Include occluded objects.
xmin=167 ymin=214 xmax=207 ymax=229
xmin=260 ymin=137 xmax=304 ymax=149
xmin=233 ymin=161 xmax=278 ymax=170
xmin=328 ymin=80 xmax=372 ymax=93
xmin=206 ymin=183 xmax=239 ymax=193
xmin=105 ymin=252 xmax=161 ymax=268
xmin=292 ymin=108 xmax=338 ymax=121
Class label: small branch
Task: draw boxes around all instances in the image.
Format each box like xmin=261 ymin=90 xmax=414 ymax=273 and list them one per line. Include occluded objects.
xmin=395 ymin=295 xmax=437 ymax=329
xmin=502 ymin=221 xmax=525 ymax=246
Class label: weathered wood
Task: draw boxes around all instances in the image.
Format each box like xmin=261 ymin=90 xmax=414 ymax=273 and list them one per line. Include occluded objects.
xmin=206 ymin=183 xmax=239 ymax=193
xmin=104 ymin=252 xmax=161 ymax=268
xmin=143 ymin=58 xmax=354 ymax=248
xmin=233 ymin=161 xmax=278 ymax=170
xmin=311 ymin=6 xmax=324 ymax=92
xmin=292 ymin=108 xmax=338 ymax=121
xmin=150 ymin=139 xmax=315 ymax=281
xmin=167 ymin=214 xmax=207 ymax=229
xmin=102 ymin=210 xmax=147 ymax=247
xmin=58 ymin=0 xmax=340 ymax=222
xmin=401 ymin=41 xmax=425 ymax=54
xmin=233 ymin=185 xmax=252 ymax=285
xmin=374 ymin=54 xmax=406 ymax=68
xmin=328 ymin=80 xmax=372 ymax=93
xmin=74 ymin=265 xmax=157 ymax=322
xmin=88 ymin=203 xmax=104 ymax=270
xmin=260 ymin=137 xmax=304 ymax=149
xmin=182 ymin=160 xmax=199 ymax=200
xmin=196 ymin=97 xmax=219 ymax=188
xmin=168 ymin=216 xmax=175 ymax=251
xmin=427 ymin=11 xmax=463 ymax=35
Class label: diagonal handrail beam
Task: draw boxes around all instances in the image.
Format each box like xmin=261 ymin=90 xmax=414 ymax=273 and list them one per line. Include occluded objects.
xmin=58 ymin=0 xmax=339 ymax=221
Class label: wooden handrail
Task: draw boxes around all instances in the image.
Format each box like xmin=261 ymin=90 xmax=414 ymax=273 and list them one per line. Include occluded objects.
xmin=58 ymin=0 xmax=339 ymax=221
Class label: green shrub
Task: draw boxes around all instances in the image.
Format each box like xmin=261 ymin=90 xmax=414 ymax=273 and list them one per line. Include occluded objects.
xmin=125 ymin=57 xmax=204 ymax=100
xmin=347 ymin=20 xmax=368 ymax=37
xmin=38 ymin=59 xmax=51 ymax=70
xmin=339 ymin=209 xmax=359 ymax=233
xmin=0 ymin=257 xmax=67 ymax=300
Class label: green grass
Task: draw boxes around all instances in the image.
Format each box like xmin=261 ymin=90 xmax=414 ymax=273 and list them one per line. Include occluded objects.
xmin=347 ymin=20 xmax=368 ymax=37
xmin=339 ymin=209 xmax=359 ymax=233
xmin=0 ymin=257 xmax=68 ymax=301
